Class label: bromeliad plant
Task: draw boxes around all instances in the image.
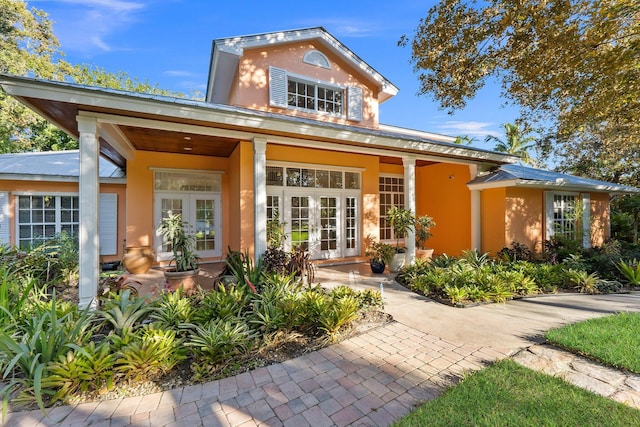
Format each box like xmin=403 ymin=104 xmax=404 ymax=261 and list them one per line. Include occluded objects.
xmin=616 ymin=259 xmax=640 ymax=287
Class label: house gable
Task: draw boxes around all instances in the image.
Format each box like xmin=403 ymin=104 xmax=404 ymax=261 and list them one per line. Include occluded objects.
xmin=206 ymin=27 xmax=398 ymax=129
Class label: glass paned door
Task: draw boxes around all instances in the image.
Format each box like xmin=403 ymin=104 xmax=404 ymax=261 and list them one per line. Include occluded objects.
xmin=155 ymin=194 xmax=221 ymax=259
xmin=319 ymin=196 xmax=340 ymax=258
xmin=290 ymin=195 xmax=311 ymax=251
xmin=344 ymin=196 xmax=358 ymax=257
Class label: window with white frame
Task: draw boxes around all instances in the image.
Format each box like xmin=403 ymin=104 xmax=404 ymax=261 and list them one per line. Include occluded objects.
xmin=287 ymin=77 xmax=343 ymax=115
xmin=17 ymin=195 xmax=78 ymax=249
xmin=15 ymin=193 xmax=118 ymax=254
xmin=379 ymin=176 xmax=404 ymax=241
xmin=545 ymin=191 xmax=591 ymax=247
xmin=269 ymin=66 xmax=363 ymax=121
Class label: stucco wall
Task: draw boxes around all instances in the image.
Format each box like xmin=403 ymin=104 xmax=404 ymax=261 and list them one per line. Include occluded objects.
xmin=231 ymin=42 xmax=379 ymax=128
xmin=480 ymin=188 xmax=506 ymax=255
xmin=505 ymin=187 xmax=544 ymax=253
xmin=126 ymin=151 xmax=231 ymax=262
xmin=590 ymin=192 xmax=610 ymax=246
xmin=416 ymin=163 xmax=472 ymax=255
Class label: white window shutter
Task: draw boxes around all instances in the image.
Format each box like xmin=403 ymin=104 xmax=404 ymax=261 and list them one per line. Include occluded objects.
xmin=347 ymin=86 xmax=363 ymax=121
xmin=269 ymin=67 xmax=288 ymax=108
xmin=99 ymin=193 xmax=118 ymax=255
xmin=581 ymin=193 xmax=591 ymax=248
xmin=0 ymin=192 xmax=9 ymax=245
xmin=544 ymin=191 xmax=555 ymax=240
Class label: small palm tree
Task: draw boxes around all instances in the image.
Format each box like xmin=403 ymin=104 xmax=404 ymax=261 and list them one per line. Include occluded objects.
xmin=485 ymin=123 xmax=537 ymax=166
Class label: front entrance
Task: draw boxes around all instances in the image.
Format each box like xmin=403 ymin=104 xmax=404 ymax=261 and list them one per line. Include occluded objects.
xmin=269 ymin=191 xmax=359 ymax=260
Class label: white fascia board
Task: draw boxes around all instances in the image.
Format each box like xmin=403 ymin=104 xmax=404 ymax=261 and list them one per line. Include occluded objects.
xmin=0 ymin=173 xmax=125 ymax=184
xmin=212 ymin=28 xmax=399 ymax=99
xmin=468 ymin=178 xmax=640 ymax=194
xmin=378 ymin=124 xmax=457 ymax=144
xmin=1 ymin=76 xmax=512 ymax=164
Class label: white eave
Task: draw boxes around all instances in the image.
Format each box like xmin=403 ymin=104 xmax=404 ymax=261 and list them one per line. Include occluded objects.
xmin=0 ymin=75 xmax=516 ymax=165
xmin=206 ymin=27 xmax=399 ymax=104
xmin=467 ymin=178 xmax=640 ymax=194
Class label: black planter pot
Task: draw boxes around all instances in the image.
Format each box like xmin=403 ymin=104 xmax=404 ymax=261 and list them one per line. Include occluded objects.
xmin=369 ymin=260 xmax=386 ymax=274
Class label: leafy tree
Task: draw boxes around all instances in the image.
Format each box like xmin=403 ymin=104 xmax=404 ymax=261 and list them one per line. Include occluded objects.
xmin=0 ymin=1 xmax=186 ymax=154
xmin=485 ymin=123 xmax=537 ymax=166
xmin=453 ymin=135 xmax=476 ymax=145
xmin=401 ymin=0 xmax=639 ymax=183
xmin=0 ymin=0 xmax=75 ymax=153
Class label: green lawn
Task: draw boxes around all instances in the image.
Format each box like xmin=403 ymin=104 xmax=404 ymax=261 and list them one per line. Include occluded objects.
xmin=546 ymin=311 xmax=640 ymax=373
xmin=392 ymin=359 xmax=640 ymax=427
xmin=394 ymin=312 xmax=640 ymax=426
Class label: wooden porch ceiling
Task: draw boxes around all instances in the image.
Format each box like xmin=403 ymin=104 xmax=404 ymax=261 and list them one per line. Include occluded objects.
xmin=119 ymin=126 xmax=240 ymax=157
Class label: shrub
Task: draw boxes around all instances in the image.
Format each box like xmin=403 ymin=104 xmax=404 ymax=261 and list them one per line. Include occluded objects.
xmin=151 ymin=287 xmax=194 ymax=329
xmin=99 ymin=289 xmax=156 ymax=336
xmin=185 ymin=318 xmax=255 ymax=366
xmin=616 ymin=259 xmax=640 ymax=287
xmin=45 ymin=341 xmax=116 ymax=403
xmin=497 ymin=241 xmax=535 ymax=262
xmin=193 ymin=285 xmax=248 ymax=323
xmin=115 ymin=325 xmax=186 ymax=383
xmin=317 ymin=295 xmax=360 ymax=341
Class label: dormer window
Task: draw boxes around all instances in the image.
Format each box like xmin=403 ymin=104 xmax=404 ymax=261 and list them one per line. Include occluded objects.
xmin=269 ymin=66 xmax=362 ymax=121
xmin=287 ymin=77 xmax=343 ymax=115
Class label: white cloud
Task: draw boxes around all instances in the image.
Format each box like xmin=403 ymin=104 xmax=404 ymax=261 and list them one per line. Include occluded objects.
xmin=164 ymin=70 xmax=195 ymax=77
xmin=434 ymin=121 xmax=501 ymax=139
xmin=39 ymin=0 xmax=146 ymax=55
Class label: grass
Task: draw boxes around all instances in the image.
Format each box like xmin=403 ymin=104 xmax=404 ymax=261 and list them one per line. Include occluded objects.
xmin=546 ymin=311 xmax=640 ymax=373
xmin=392 ymin=359 xmax=640 ymax=427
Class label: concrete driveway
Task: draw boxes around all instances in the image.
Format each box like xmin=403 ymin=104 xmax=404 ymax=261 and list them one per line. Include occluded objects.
xmin=315 ymin=263 xmax=640 ymax=351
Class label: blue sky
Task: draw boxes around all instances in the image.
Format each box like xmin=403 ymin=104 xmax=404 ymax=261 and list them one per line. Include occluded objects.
xmin=28 ymin=0 xmax=518 ymax=143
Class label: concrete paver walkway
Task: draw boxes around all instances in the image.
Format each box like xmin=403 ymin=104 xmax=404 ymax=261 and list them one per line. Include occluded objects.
xmin=4 ymin=262 xmax=640 ymax=426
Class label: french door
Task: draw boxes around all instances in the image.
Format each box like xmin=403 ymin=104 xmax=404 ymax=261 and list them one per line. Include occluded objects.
xmin=274 ymin=191 xmax=359 ymax=260
xmin=154 ymin=193 xmax=222 ymax=260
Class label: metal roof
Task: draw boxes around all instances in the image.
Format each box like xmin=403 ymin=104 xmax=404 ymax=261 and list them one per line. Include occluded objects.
xmin=468 ymin=163 xmax=640 ymax=194
xmin=0 ymin=151 xmax=125 ymax=180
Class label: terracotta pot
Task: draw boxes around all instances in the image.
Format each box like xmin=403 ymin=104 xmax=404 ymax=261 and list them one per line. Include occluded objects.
xmin=122 ymin=246 xmax=154 ymax=274
xmin=416 ymin=248 xmax=435 ymax=261
xmin=164 ymin=268 xmax=200 ymax=294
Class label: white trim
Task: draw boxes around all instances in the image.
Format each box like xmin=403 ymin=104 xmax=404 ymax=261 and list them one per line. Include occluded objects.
xmin=267 ymin=161 xmax=365 ymax=173
xmin=303 ymin=50 xmax=331 ymax=69
xmin=12 ymin=191 xmax=80 ymax=197
xmin=148 ymin=167 xmax=225 ymax=175
xmin=379 ymin=172 xmax=404 ymax=178
xmin=0 ymin=78 xmax=515 ymax=164
xmin=0 ymin=175 xmax=125 ymax=184
xmin=469 ymin=178 xmax=634 ymax=194
xmin=0 ymin=192 xmax=9 ymax=245
xmin=582 ymin=193 xmax=591 ymax=249
xmin=286 ymin=71 xmax=346 ymax=90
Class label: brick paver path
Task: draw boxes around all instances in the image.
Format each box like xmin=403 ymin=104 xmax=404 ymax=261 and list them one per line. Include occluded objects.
xmin=4 ymin=322 xmax=512 ymax=427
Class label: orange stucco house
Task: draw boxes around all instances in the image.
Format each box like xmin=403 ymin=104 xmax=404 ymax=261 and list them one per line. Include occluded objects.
xmin=1 ymin=27 xmax=637 ymax=307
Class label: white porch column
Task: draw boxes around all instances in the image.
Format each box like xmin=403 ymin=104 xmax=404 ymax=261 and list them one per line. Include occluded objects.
xmin=403 ymin=156 xmax=416 ymax=264
xmin=469 ymin=165 xmax=481 ymax=251
xmin=253 ymin=137 xmax=268 ymax=260
xmin=77 ymin=116 xmax=100 ymax=309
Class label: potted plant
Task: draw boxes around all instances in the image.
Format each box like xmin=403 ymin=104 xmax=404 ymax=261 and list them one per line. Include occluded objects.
xmin=156 ymin=212 xmax=200 ymax=292
xmin=365 ymin=240 xmax=395 ymax=273
xmin=386 ymin=207 xmax=416 ymax=272
xmin=415 ymin=214 xmax=436 ymax=260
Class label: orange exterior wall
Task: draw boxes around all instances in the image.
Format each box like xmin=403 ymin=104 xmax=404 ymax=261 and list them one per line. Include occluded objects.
xmin=232 ymin=42 xmax=379 ymax=128
xmin=505 ymin=187 xmax=544 ymax=253
xmin=590 ymin=192 xmax=610 ymax=246
xmin=0 ymin=180 xmax=126 ymax=262
xmin=480 ymin=188 xmax=507 ymax=255
xmin=266 ymin=144 xmax=380 ymax=254
xmin=416 ymin=163 xmax=472 ymax=255
xmin=126 ymin=151 xmax=232 ymax=262
xmin=228 ymin=141 xmax=255 ymax=255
